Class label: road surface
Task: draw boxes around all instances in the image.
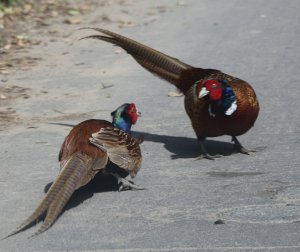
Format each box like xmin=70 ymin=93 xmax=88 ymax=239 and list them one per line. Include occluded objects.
xmin=1 ymin=0 xmax=300 ymax=251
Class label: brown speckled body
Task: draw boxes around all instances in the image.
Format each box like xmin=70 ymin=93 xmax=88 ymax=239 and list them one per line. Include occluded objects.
xmin=59 ymin=119 xmax=112 ymax=170
xmin=184 ymin=72 xmax=259 ymax=138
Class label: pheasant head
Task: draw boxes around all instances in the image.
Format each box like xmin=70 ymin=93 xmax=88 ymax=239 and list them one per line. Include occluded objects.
xmin=111 ymin=103 xmax=141 ymax=132
xmin=197 ymin=79 xmax=237 ymax=117
xmin=198 ymin=79 xmax=223 ymax=101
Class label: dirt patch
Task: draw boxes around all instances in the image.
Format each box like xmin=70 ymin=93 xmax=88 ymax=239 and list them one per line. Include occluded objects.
xmin=0 ymin=84 xmax=31 ymax=100
xmin=0 ymin=0 xmax=109 ymax=131
xmin=0 ymin=0 xmax=109 ymax=75
xmin=0 ymin=85 xmax=30 ymax=131
xmin=0 ymin=107 xmax=19 ymax=127
xmin=0 ymin=0 xmax=176 ymax=131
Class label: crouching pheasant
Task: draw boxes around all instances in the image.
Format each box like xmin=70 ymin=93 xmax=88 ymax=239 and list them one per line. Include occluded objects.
xmin=4 ymin=103 xmax=143 ymax=238
xmin=81 ymin=28 xmax=260 ymax=159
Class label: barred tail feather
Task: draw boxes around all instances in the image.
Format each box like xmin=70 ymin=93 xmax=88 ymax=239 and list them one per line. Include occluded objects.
xmin=3 ymin=152 xmax=93 ymax=239
xmin=80 ymin=27 xmax=193 ymax=91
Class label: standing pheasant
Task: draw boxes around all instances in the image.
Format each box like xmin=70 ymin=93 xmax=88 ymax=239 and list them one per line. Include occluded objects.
xmin=80 ymin=28 xmax=259 ymax=159
xmin=4 ymin=103 xmax=143 ymax=238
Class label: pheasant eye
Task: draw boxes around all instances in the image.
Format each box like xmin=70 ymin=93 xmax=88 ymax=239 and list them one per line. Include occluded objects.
xmin=212 ymin=83 xmax=217 ymax=88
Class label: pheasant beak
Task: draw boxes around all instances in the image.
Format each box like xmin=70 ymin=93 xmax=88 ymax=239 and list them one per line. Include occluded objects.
xmin=137 ymin=110 xmax=141 ymax=117
xmin=199 ymin=87 xmax=210 ymax=98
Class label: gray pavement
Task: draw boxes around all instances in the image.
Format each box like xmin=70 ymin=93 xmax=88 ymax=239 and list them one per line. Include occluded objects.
xmin=1 ymin=0 xmax=300 ymax=251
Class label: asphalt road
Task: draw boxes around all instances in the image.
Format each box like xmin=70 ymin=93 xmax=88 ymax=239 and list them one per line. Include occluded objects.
xmin=1 ymin=0 xmax=300 ymax=251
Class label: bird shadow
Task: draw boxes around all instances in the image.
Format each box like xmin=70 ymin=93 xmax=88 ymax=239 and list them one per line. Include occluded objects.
xmin=48 ymin=122 xmax=235 ymax=159
xmin=41 ymin=127 xmax=235 ymax=224
xmin=132 ymin=131 xmax=236 ymax=159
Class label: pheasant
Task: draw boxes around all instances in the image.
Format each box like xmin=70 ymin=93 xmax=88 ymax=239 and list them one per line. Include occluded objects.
xmin=4 ymin=103 xmax=143 ymax=238
xmin=80 ymin=28 xmax=259 ymax=159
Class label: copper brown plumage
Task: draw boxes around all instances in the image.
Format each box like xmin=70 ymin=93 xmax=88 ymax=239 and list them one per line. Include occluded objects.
xmin=3 ymin=103 xmax=142 ymax=239
xmin=80 ymin=28 xmax=259 ymax=159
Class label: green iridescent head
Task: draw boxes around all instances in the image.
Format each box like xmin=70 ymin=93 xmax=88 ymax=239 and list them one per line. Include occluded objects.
xmin=111 ymin=103 xmax=141 ymax=132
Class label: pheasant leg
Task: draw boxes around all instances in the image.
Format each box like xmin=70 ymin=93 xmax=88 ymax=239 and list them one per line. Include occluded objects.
xmin=231 ymin=136 xmax=250 ymax=154
xmin=111 ymin=173 xmax=145 ymax=191
xmin=196 ymin=138 xmax=223 ymax=160
xmin=232 ymin=136 xmax=266 ymax=154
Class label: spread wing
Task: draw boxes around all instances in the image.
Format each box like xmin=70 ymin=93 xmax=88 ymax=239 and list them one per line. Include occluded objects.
xmin=90 ymin=127 xmax=142 ymax=178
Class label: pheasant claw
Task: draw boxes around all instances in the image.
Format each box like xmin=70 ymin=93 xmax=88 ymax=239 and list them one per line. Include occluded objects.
xmin=195 ymin=153 xmax=223 ymax=160
xmin=111 ymin=173 xmax=145 ymax=191
xmin=197 ymin=139 xmax=223 ymax=160
xmin=232 ymin=136 xmax=251 ymax=155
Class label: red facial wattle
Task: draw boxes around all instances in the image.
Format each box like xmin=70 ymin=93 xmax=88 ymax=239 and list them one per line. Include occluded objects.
xmin=210 ymin=89 xmax=222 ymax=100
xmin=128 ymin=103 xmax=138 ymax=124
xmin=204 ymin=80 xmax=222 ymax=101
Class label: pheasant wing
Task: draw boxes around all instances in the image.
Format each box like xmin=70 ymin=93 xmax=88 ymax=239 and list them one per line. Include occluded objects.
xmin=90 ymin=127 xmax=142 ymax=178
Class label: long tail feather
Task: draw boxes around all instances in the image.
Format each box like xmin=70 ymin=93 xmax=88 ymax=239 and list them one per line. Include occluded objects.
xmin=80 ymin=27 xmax=193 ymax=90
xmin=3 ymin=152 xmax=93 ymax=239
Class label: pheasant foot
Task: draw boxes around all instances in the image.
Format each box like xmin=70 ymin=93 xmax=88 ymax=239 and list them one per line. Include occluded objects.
xmin=195 ymin=153 xmax=223 ymax=160
xmin=111 ymin=173 xmax=145 ymax=191
xmin=197 ymin=139 xmax=223 ymax=160
xmin=231 ymin=136 xmax=250 ymax=154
